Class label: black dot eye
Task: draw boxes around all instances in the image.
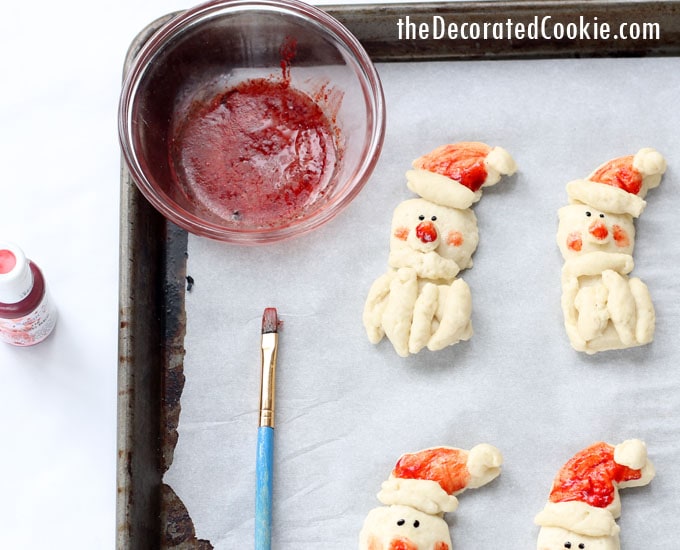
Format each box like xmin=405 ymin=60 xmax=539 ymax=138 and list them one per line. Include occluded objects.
xmin=413 ymin=520 xmax=420 ymax=528
xmin=397 ymin=519 xmax=405 ymax=526
xmin=564 ymin=543 xmax=571 ymax=549
xmin=418 ymin=214 xmax=425 ymax=221
xmin=599 ymin=213 xmax=605 ymax=218
xmin=579 ymin=545 xmax=585 ymax=549
xmin=585 ymin=211 xmax=592 ymax=217
xmin=430 ymin=216 xmax=437 ymax=221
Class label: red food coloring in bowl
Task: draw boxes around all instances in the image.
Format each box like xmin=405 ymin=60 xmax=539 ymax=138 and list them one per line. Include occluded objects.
xmin=170 ymin=78 xmax=338 ymax=229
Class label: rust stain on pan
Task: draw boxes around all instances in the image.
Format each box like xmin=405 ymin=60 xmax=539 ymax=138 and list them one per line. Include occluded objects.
xmin=162 ymin=484 xmax=214 ymax=549
xmin=118 ymin=15 xmax=208 ymax=544
xmin=160 ymin=222 xmax=189 ymax=476
xmin=158 ymin=223 xmax=213 ymax=548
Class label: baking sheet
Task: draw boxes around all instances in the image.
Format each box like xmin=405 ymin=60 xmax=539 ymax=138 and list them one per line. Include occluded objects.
xmin=162 ymin=53 xmax=680 ymax=548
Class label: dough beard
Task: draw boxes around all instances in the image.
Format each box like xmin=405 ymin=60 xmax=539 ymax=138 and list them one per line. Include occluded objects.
xmin=359 ymin=444 xmax=503 ymax=550
xmin=556 ymin=148 xmax=666 ymax=354
xmin=363 ymin=142 xmax=517 ymax=357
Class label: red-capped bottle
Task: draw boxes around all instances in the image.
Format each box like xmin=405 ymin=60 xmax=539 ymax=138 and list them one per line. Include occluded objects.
xmin=0 ymin=241 xmax=57 ymax=346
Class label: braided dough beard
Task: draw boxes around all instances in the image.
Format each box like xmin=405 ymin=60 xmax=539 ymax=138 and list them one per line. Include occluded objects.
xmin=364 ymin=198 xmax=478 ymax=357
xmin=557 ymin=204 xmax=654 ymax=354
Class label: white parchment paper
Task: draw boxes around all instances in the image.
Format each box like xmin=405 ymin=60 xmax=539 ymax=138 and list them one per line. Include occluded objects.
xmin=164 ymin=56 xmax=680 ymax=548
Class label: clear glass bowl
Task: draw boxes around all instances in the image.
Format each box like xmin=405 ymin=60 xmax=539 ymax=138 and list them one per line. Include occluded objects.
xmin=118 ymin=0 xmax=385 ymax=244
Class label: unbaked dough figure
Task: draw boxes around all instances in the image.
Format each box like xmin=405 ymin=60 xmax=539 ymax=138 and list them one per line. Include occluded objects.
xmin=557 ymin=148 xmax=666 ymax=354
xmin=364 ymin=142 xmax=517 ymax=356
xmin=359 ymin=444 xmax=503 ymax=550
xmin=535 ymin=440 xmax=655 ymax=550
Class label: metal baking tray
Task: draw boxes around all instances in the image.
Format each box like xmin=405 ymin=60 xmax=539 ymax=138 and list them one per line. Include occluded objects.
xmin=117 ymin=1 xmax=680 ymax=548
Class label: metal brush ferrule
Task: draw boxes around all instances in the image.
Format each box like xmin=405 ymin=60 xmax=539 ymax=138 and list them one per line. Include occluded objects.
xmin=259 ymin=332 xmax=278 ymax=428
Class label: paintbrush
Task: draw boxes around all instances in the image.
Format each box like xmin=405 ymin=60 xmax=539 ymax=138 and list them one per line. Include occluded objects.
xmin=256 ymin=307 xmax=279 ymax=550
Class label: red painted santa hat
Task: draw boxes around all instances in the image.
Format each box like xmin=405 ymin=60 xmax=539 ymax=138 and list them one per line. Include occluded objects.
xmin=566 ymin=148 xmax=666 ymax=217
xmin=377 ymin=444 xmax=502 ymax=516
xmin=406 ymin=142 xmax=517 ymax=209
xmin=534 ymin=440 xmax=655 ymax=537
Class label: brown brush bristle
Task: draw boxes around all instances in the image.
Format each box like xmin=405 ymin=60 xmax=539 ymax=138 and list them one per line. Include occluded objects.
xmin=262 ymin=308 xmax=278 ymax=334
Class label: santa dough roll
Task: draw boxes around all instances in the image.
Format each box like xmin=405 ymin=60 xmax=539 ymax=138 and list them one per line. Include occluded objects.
xmin=359 ymin=444 xmax=503 ymax=550
xmin=364 ymin=142 xmax=517 ymax=357
xmin=556 ymin=148 xmax=666 ymax=354
xmin=535 ymin=439 xmax=655 ymax=550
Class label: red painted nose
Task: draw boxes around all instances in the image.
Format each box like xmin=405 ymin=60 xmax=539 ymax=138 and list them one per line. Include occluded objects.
xmin=388 ymin=538 xmax=418 ymax=550
xmin=415 ymin=221 xmax=438 ymax=243
xmin=589 ymin=220 xmax=609 ymax=240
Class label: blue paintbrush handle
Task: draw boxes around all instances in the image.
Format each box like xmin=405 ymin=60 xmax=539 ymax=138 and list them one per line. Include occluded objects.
xmin=255 ymin=426 xmax=274 ymax=550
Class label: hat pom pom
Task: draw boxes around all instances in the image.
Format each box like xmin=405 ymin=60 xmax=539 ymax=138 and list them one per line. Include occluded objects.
xmin=466 ymin=443 xmax=503 ymax=489
xmin=633 ymin=148 xmax=666 ymax=178
xmin=633 ymin=147 xmax=666 ymax=194
xmin=486 ymin=146 xmax=518 ymax=179
xmin=614 ymin=439 xmax=647 ymax=470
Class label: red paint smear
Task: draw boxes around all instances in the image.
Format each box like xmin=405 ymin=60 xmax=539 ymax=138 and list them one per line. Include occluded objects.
xmin=567 ymin=232 xmax=583 ymax=252
xmin=589 ymin=221 xmax=609 ymax=240
xmin=549 ymin=442 xmax=642 ymax=509
xmin=613 ymin=224 xmax=630 ymax=247
xmin=388 ymin=539 xmax=418 ymax=550
xmin=413 ymin=142 xmax=491 ymax=192
xmin=0 ymin=250 xmax=16 ymax=274
xmin=415 ymin=221 xmax=437 ymax=243
xmin=446 ymin=230 xmax=464 ymax=247
xmin=591 ymin=155 xmax=643 ymax=195
xmin=394 ymin=226 xmax=409 ymax=241
xmin=392 ymin=448 xmax=470 ymax=495
xmin=170 ymin=78 xmax=337 ymax=228
xmin=279 ymin=36 xmax=297 ymax=83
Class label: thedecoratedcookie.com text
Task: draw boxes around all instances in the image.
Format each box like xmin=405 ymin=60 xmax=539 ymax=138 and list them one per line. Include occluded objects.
xmin=396 ymin=15 xmax=661 ymax=41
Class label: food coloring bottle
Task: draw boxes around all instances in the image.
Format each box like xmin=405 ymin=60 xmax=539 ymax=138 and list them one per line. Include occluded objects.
xmin=0 ymin=241 xmax=57 ymax=346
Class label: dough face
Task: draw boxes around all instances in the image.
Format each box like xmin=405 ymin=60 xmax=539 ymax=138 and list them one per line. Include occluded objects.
xmin=537 ymin=526 xmax=619 ymax=550
xmin=557 ymin=205 xmax=635 ymax=260
xmin=359 ymin=505 xmax=452 ymax=550
xmin=390 ymin=198 xmax=479 ymax=273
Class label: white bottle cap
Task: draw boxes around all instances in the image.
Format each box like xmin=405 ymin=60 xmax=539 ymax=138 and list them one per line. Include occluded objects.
xmin=0 ymin=241 xmax=34 ymax=304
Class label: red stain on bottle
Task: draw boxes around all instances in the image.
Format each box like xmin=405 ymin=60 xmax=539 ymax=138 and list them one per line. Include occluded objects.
xmin=0 ymin=242 xmax=57 ymax=346
xmin=0 ymin=249 xmax=17 ymax=274
xmin=169 ymin=36 xmax=339 ymax=231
